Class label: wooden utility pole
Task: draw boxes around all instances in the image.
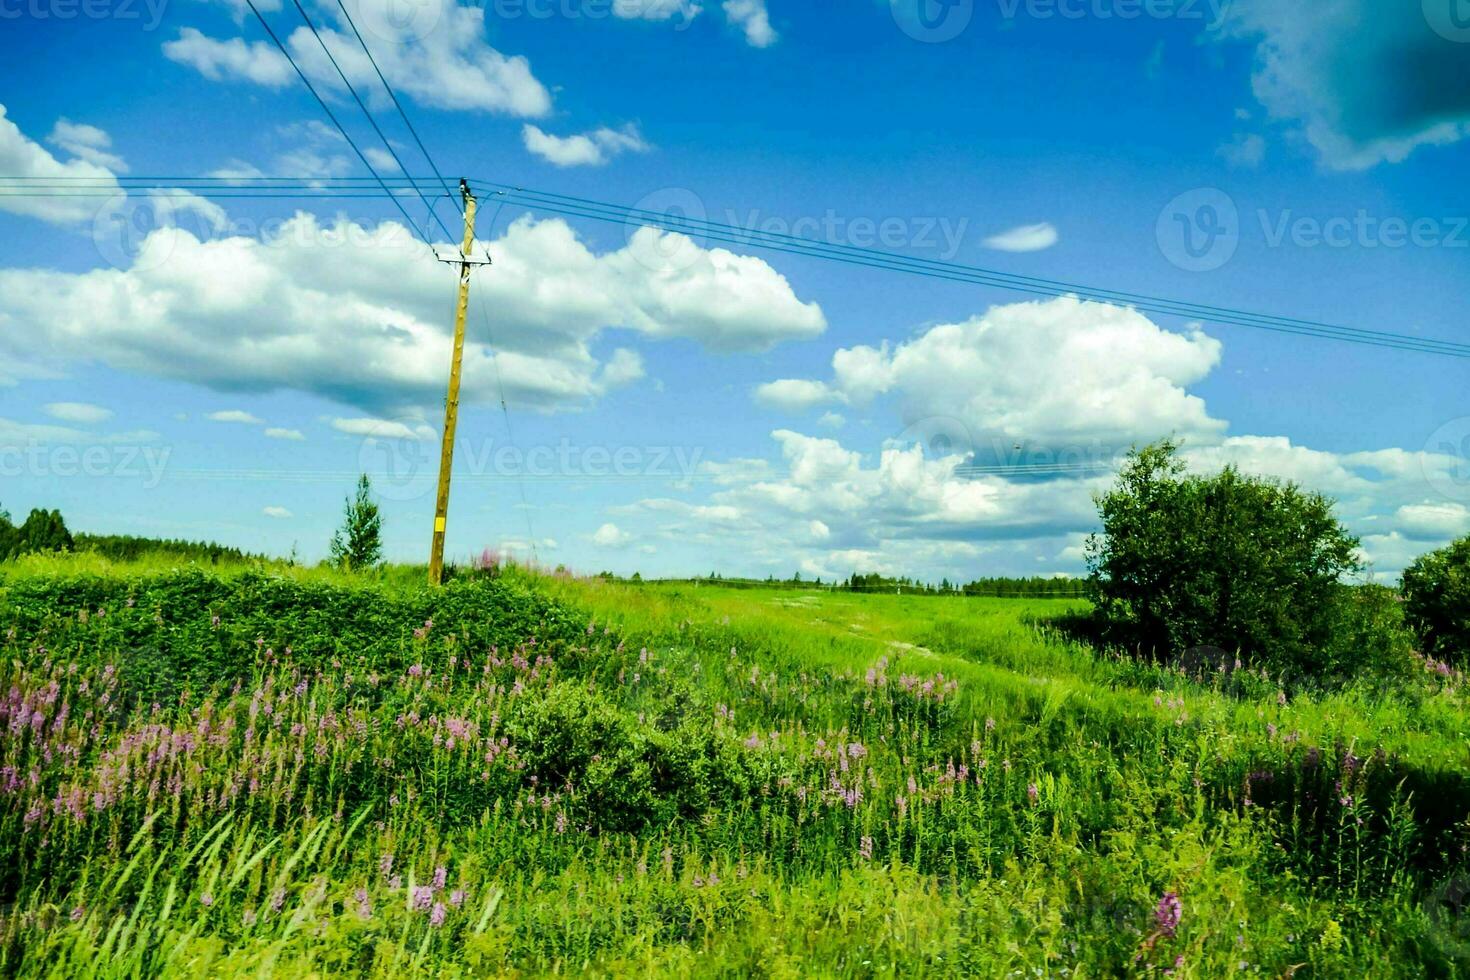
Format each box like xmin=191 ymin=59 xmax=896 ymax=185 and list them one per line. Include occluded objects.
xmin=428 ymin=179 xmax=480 ymax=586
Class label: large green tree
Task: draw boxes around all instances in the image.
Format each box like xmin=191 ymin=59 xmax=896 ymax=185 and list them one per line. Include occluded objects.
xmin=1085 ymin=440 xmax=1362 ymax=674
xmin=1401 ymin=534 xmax=1470 ymax=661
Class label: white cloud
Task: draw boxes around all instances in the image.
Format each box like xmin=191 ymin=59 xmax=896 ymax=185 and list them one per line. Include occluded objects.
xmin=48 ymin=119 xmax=127 ymax=173
xmin=592 ymin=522 xmax=632 ymax=547
xmin=1214 ymin=1 xmax=1470 ymax=169
xmin=522 ymin=123 xmax=650 ymax=167
xmin=1394 ymin=502 xmax=1470 ymax=541
xmin=363 ymin=147 xmax=401 ymax=173
xmin=982 ymin=222 xmax=1059 ymax=252
xmin=44 ymin=402 xmax=113 ymax=424
xmin=162 ymin=29 xmax=294 ymax=87
xmin=722 ymin=0 xmax=776 ymax=46
xmin=0 ymin=212 xmax=824 ymax=415
xmin=753 ymin=378 xmax=836 ymax=413
xmin=207 ymin=410 xmax=263 ymax=424
xmin=757 ymin=296 xmax=1224 ymax=449
xmin=331 ymin=417 xmax=432 ymax=440
xmin=0 ymin=106 xmax=223 ymax=234
xmin=165 ymin=0 xmax=553 ymax=117
xmin=263 ymin=506 xmax=293 ymax=519
xmin=265 ymin=427 xmax=306 ymax=441
xmin=0 ymin=105 xmax=118 ymax=226
xmin=0 ymin=417 xmax=159 ymax=447
xmin=640 ymin=297 xmax=1470 ymax=581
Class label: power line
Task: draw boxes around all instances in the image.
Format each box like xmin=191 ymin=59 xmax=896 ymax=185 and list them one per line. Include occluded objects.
xmin=284 ymin=0 xmax=457 ymax=244
xmin=5 ymin=174 xmax=1467 ymax=359
xmin=239 ymin=0 xmax=437 ymax=246
xmin=331 ymin=0 xmax=458 ymax=215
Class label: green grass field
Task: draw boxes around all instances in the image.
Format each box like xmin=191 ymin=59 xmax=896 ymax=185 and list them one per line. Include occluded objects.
xmin=2 ymin=552 xmax=1469 ymax=976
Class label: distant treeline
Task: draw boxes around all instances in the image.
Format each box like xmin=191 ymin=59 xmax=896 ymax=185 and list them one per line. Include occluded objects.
xmin=1 ymin=501 xmax=258 ymax=565
xmin=610 ymin=571 xmax=1087 ymax=598
xmin=72 ymin=534 xmax=261 ymax=565
xmin=0 ymin=507 xmax=73 ymax=561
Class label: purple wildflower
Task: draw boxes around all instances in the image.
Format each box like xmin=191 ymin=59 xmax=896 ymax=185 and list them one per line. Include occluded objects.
xmin=1155 ymin=892 xmax=1182 ymax=938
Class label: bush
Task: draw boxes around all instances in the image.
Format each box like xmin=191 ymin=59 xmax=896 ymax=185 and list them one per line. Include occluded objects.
xmin=1328 ymin=583 xmax=1416 ymax=681
xmin=0 ymin=568 xmax=585 ymax=702
xmin=1085 ymin=440 xmax=1362 ymax=677
xmin=1401 ymin=535 xmax=1470 ymax=661
xmin=505 ymin=684 xmax=757 ymax=832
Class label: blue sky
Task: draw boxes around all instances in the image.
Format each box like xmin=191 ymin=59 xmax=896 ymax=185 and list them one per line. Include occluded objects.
xmin=1 ymin=0 xmax=1468 ymax=580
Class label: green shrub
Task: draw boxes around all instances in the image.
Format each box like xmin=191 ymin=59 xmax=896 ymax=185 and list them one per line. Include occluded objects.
xmin=1401 ymin=535 xmax=1470 ymax=662
xmin=1085 ymin=440 xmax=1363 ymax=678
xmin=1326 ymin=583 xmax=1416 ymax=682
xmin=0 ymin=568 xmax=585 ymax=701
xmin=506 ymin=684 xmax=758 ymax=832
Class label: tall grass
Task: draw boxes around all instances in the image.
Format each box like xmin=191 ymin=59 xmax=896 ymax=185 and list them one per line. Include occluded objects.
xmin=0 ymin=557 xmax=1466 ymax=975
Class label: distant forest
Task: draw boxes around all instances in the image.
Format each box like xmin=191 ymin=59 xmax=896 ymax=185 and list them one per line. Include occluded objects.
xmin=613 ymin=571 xmax=1087 ymax=598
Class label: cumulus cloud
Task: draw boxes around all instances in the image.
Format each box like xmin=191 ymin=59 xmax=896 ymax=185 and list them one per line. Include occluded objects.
xmin=723 ymin=0 xmax=776 ymax=46
xmin=1214 ymin=1 xmax=1470 ymax=169
xmin=1394 ymin=502 xmax=1470 ymax=541
xmin=0 ymin=106 xmax=223 ymax=233
xmin=522 ymin=123 xmax=650 ymax=167
xmin=753 ymin=378 xmax=836 ymax=413
xmin=613 ymin=420 xmax=1466 ymax=582
xmin=592 ymin=522 xmax=632 ymax=547
xmin=44 ymin=402 xmax=113 ymax=424
xmin=626 ymin=297 xmax=1469 ymax=581
xmin=48 ymin=119 xmax=127 ymax=173
xmin=982 ymin=222 xmax=1058 ymax=252
xmin=0 ymin=105 xmax=119 ymax=226
xmin=164 ymin=0 xmax=552 ymax=117
xmin=263 ymin=506 xmax=293 ymax=519
xmin=265 ymin=427 xmax=306 ymax=441
xmin=755 ymin=296 xmax=1224 ymax=450
xmin=0 ymin=211 xmax=824 ymax=415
